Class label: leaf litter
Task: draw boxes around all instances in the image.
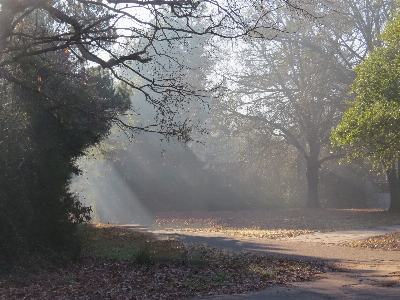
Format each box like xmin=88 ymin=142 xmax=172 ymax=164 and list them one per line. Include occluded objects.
xmin=339 ymin=232 xmax=400 ymax=251
xmin=154 ymin=209 xmax=400 ymax=240
xmin=0 ymin=224 xmax=337 ymax=299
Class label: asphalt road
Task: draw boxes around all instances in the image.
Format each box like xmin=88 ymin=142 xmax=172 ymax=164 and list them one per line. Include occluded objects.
xmin=149 ymin=226 xmax=400 ymax=300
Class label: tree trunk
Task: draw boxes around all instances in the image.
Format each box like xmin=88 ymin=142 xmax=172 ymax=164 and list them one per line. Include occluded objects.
xmin=305 ymin=157 xmax=320 ymax=208
xmin=387 ymin=163 xmax=400 ymax=212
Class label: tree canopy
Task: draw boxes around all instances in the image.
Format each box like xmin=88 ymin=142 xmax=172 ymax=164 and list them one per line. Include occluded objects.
xmin=0 ymin=0 xmax=320 ymax=263
xmin=0 ymin=0 xmax=315 ymax=141
xmin=208 ymin=0 xmax=395 ymax=208
xmin=0 ymin=59 xmax=130 ymax=262
xmin=331 ymin=12 xmax=400 ymax=167
xmin=331 ymin=11 xmax=400 ymax=212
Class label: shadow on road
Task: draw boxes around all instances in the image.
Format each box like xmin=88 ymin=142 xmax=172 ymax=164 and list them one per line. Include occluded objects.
xmin=151 ymin=230 xmax=400 ymax=299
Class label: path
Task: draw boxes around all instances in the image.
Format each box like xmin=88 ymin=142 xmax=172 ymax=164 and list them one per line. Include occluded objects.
xmin=149 ymin=225 xmax=400 ymax=299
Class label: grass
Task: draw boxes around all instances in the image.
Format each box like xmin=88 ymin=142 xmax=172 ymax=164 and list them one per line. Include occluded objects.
xmin=5 ymin=208 xmax=399 ymax=299
xmin=79 ymin=223 xmax=184 ymax=263
xmin=0 ymin=222 xmax=337 ymax=299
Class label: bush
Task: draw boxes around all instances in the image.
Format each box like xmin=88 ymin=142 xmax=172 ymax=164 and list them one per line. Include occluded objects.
xmin=0 ymin=59 xmax=129 ymax=263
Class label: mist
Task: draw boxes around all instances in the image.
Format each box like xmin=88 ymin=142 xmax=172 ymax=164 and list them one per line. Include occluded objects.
xmin=70 ymin=0 xmax=396 ymax=223
xmin=70 ymin=94 xmax=247 ymax=225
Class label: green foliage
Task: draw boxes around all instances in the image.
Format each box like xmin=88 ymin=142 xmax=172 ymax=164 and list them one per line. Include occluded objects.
xmin=0 ymin=57 xmax=129 ymax=264
xmin=331 ymin=12 xmax=400 ymax=168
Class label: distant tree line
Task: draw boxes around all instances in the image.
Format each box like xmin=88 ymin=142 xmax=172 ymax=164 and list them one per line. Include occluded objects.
xmin=206 ymin=0 xmax=398 ymax=210
xmin=0 ymin=0 xmax=311 ymax=264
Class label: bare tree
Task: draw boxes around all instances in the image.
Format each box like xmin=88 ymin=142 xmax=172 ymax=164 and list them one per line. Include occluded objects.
xmin=213 ymin=0 xmax=396 ymax=207
xmin=0 ymin=0 xmax=317 ymax=141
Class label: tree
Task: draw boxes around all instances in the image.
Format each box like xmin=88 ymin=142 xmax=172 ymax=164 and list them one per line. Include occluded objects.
xmin=331 ymin=12 xmax=400 ymax=212
xmin=0 ymin=0 xmax=316 ymax=141
xmin=0 ymin=0 xmax=316 ymax=261
xmin=0 ymin=53 xmax=130 ymax=262
xmin=210 ymin=0 xmax=396 ymax=208
xmin=223 ymin=33 xmax=347 ymax=208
